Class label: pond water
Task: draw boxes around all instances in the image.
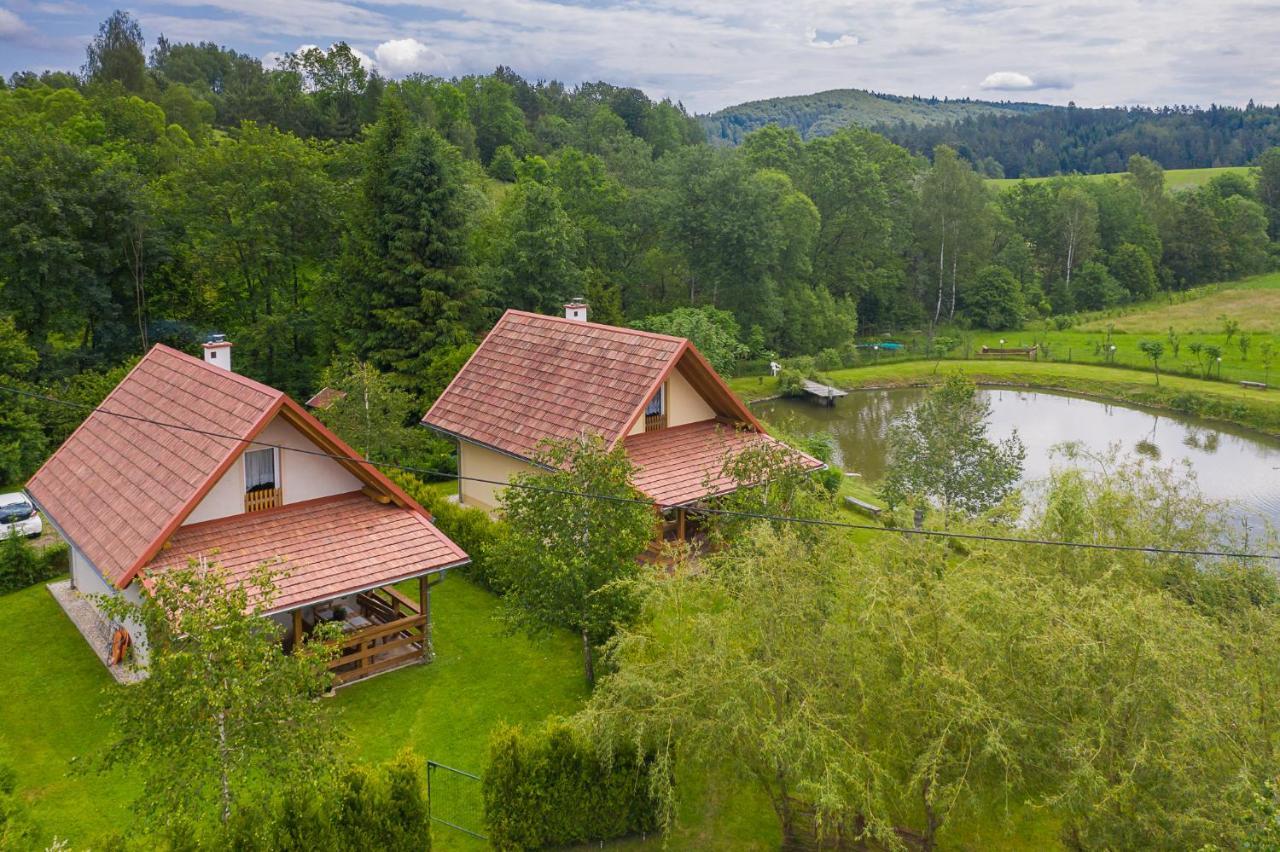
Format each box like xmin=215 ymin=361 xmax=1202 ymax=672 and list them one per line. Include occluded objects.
xmin=755 ymin=387 xmax=1280 ymax=532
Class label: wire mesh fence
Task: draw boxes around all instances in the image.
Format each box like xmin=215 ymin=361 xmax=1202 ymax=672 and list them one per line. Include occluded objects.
xmin=427 ymin=760 xmax=487 ymax=840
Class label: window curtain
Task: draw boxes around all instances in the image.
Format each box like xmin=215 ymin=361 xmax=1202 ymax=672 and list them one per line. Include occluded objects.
xmin=645 ymin=386 xmax=664 ymax=417
xmin=245 ymin=449 xmax=276 ymax=491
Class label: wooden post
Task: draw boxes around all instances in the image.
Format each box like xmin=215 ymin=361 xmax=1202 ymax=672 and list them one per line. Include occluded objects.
xmin=419 ymin=574 xmax=430 ymax=661
xmin=292 ymin=609 xmax=302 ymax=652
xmin=676 ymin=508 xmax=687 ymax=542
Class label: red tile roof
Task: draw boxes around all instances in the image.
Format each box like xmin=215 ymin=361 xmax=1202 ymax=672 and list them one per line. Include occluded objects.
xmin=142 ymin=492 xmax=468 ymax=613
xmin=305 ymin=386 xmax=347 ymax=410
xmin=424 ymin=310 xmax=686 ymax=459
xmin=623 ymin=420 xmax=825 ymax=508
xmin=27 ymin=345 xmax=285 ymax=588
xmin=423 ymin=310 xmax=762 ymax=460
xmin=27 ymin=344 xmax=457 ymax=591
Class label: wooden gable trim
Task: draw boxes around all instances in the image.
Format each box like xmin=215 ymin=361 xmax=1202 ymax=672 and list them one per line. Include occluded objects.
xmin=613 ymin=340 xmax=690 ymax=446
xmin=275 ymin=397 xmax=431 ymax=518
xmin=612 ymin=340 xmax=762 ymax=448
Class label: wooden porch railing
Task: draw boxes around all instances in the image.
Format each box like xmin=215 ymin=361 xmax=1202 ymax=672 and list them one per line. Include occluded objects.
xmin=329 ymin=588 xmax=427 ymax=686
xmin=244 ymin=487 xmax=282 ymax=513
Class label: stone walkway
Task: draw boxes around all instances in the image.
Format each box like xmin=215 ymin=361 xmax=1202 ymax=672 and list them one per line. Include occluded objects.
xmin=47 ymin=580 xmax=144 ymax=684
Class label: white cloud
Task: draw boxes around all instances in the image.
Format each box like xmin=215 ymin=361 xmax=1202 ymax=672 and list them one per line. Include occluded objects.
xmin=980 ymin=71 xmax=1036 ymax=90
xmin=806 ymin=28 xmax=859 ymax=49
xmin=0 ymin=8 xmax=28 ymax=38
xmin=980 ymin=70 xmax=1072 ymax=91
xmin=374 ymin=37 xmax=450 ymax=76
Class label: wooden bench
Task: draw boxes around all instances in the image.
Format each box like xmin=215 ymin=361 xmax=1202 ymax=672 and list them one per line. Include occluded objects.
xmin=1241 ymin=380 xmax=1268 ymax=390
xmin=844 ymin=496 xmax=883 ymax=519
xmin=975 ymin=345 xmax=1038 ymax=360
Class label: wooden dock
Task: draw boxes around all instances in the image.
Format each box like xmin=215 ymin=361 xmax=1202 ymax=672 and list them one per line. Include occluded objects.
xmin=800 ymin=379 xmax=848 ymax=406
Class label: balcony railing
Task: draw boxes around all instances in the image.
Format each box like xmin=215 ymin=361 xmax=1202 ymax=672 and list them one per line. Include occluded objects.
xmin=244 ymin=487 xmax=282 ymax=513
xmin=645 ymin=412 xmax=667 ymax=431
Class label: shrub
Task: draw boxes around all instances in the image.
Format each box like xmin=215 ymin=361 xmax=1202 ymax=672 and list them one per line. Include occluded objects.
xmin=0 ymin=759 xmax=39 ymax=849
xmin=484 ymin=720 xmax=660 ymax=850
xmin=813 ymin=347 xmax=842 ymax=372
xmin=389 ymin=471 xmax=506 ymax=592
xmin=0 ymin=535 xmax=67 ymax=594
xmin=226 ymin=750 xmax=430 ymax=852
xmin=776 ymin=369 xmax=806 ymax=398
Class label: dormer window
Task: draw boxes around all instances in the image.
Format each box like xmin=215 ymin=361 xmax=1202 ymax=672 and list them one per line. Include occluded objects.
xmin=244 ymin=447 xmax=281 ymax=512
xmin=644 ymin=384 xmax=667 ymax=431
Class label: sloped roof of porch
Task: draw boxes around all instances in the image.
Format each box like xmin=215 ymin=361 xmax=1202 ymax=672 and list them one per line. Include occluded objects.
xmin=141 ymin=491 xmax=468 ymax=614
xmin=623 ymin=420 xmax=825 ymax=508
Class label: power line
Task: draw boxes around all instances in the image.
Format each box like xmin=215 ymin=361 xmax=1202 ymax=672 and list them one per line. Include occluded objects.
xmin=4 ymin=382 xmax=1277 ymax=562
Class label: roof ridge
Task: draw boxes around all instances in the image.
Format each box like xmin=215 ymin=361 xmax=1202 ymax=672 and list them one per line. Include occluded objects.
xmin=502 ymin=309 xmax=688 ymax=346
xmin=151 ymin=343 xmax=285 ymax=400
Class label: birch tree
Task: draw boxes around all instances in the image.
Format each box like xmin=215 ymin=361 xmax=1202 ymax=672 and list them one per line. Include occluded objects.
xmin=916 ymin=146 xmax=991 ymax=329
xmin=98 ymin=562 xmax=340 ymax=837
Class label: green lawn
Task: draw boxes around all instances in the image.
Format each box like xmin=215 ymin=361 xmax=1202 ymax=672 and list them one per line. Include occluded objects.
xmin=986 ymin=165 xmax=1250 ymax=192
xmin=0 ymin=574 xmax=587 ymax=849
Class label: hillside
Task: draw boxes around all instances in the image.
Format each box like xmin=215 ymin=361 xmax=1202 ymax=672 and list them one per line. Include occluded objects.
xmin=700 ymin=88 xmax=1048 ymax=146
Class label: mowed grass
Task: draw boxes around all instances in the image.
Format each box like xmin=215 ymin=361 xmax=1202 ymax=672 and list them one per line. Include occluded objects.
xmin=987 ymin=165 xmax=1250 ymax=192
xmin=1077 ymin=272 xmax=1280 ymax=335
xmin=0 ymin=574 xmax=588 ymax=849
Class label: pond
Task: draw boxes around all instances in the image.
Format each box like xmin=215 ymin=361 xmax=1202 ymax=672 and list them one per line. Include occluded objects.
xmin=754 ymin=387 xmax=1280 ymax=532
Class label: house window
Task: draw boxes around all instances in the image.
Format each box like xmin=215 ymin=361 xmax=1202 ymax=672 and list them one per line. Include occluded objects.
xmin=244 ymin=448 xmax=281 ymax=512
xmin=645 ymin=384 xmax=667 ymax=431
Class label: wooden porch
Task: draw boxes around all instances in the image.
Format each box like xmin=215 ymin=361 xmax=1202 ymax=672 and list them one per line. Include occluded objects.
xmin=642 ymin=506 xmax=711 ymax=565
xmin=288 ymin=574 xmax=439 ymax=688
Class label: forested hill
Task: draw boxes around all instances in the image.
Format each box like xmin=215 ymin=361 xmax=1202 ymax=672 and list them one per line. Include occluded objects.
xmin=700 ymin=88 xmax=1047 ymax=146
xmin=875 ymin=102 xmax=1280 ymax=177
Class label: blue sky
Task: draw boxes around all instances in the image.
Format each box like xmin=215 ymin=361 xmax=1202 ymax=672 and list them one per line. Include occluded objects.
xmin=1 ymin=0 xmax=1276 ymax=113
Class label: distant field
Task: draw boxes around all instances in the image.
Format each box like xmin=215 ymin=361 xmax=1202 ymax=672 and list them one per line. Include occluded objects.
xmin=1077 ymin=273 xmax=1280 ymax=335
xmin=987 ymin=166 xmax=1250 ymax=192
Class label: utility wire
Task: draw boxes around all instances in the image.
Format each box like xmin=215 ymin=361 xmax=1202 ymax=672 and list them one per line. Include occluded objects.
xmin=4 ymin=383 xmax=1277 ymax=562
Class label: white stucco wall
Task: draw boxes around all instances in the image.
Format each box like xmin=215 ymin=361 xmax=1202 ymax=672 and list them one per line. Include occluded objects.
xmin=459 ymin=441 xmax=536 ymax=511
xmin=666 ymin=367 xmax=716 ymax=427
xmin=628 ymin=367 xmax=718 ymax=436
xmin=71 ymin=545 xmax=149 ymax=663
xmin=184 ymin=413 xmax=364 ymax=525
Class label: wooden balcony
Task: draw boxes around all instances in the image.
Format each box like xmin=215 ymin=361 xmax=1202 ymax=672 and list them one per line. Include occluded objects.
xmin=645 ymin=412 xmax=667 ymax=431
xmin=244 ymin=487 xmax=282 ymax=513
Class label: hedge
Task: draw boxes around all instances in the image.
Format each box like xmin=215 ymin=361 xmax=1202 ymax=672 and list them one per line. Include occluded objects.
xmin=225 ymin=749 xmax=429 ymax=852
xmin=388 ymin=470 xmax=506 ymax=592
xmin=0 ymin=534 xmax=69 ymax=595
xmin=483 ymin=720 xmax=661 ymax=850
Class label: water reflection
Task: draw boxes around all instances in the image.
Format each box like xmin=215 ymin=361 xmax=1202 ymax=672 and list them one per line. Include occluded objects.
xmin=755 ymin=387 xmax=1280 ymax=531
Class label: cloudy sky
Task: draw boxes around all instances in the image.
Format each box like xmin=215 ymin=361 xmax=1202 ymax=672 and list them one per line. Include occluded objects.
xmin=1 ymin=0 xmax=1276 ymax=113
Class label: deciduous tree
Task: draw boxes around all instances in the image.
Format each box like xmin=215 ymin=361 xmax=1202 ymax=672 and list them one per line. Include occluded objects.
xmin=487 ymin=434 xmax=655 ymax=686
xmin=880 ymin=375 xmax=1024 ymax=526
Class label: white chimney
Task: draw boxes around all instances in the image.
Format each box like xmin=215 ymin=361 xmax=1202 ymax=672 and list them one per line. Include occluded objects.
xmin=564 ymin=299 xmax=588 ymax=322
xmin=202 ymin=334 xmax=233 ymax=372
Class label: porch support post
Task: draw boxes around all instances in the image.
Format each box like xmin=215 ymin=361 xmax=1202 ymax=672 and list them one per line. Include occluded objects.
xmin=419 ymin=574 xmax=430 ymax=661
xmin=292 ymin=608 xmax=302 ymax=652
xmin=676 ymin=508 xmax=687 ymax=542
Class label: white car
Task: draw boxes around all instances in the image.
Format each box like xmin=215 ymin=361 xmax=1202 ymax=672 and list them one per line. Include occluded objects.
xmin=0 ymin=492 xmax=42 ymax=539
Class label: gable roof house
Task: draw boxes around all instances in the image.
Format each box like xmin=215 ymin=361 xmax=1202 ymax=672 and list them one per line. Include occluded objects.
xmin=27 ymin=340 xmax=468 ymax=686
xmin=424 ymin=303 xmax=823 ymax=545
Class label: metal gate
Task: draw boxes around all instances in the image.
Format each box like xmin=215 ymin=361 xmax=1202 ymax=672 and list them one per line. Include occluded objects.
xmin=427 ymin=760 xmax=487 ymax=840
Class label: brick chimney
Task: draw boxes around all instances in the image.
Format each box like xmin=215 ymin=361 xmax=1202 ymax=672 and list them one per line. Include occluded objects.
xmin=202 ymin=333 xmax=233 ymax=372
xmin=564 ymin=299 xmax=588 ymax=322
